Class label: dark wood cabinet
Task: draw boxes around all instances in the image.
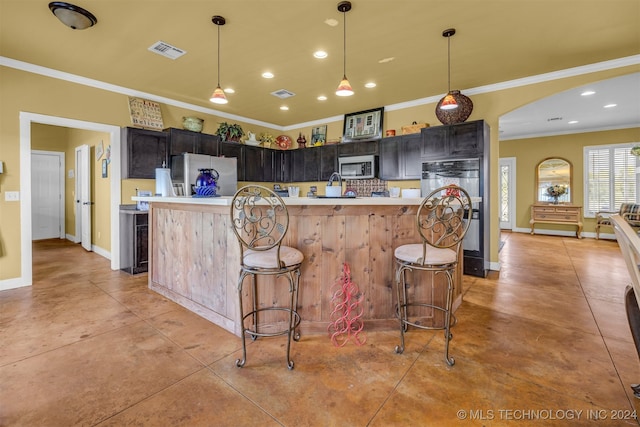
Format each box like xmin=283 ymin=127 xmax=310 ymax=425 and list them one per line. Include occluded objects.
xmin=243 ymin=145 xmax=265 ymax=182
xmin=166 ymin=128 xmax=219 ymax=157
xmin=288 ymin=146 xmax=337 ymax=182
xmin=337 ymin=140 xmax=379 ymax=156
xmin=421 ymin=120 xmax=486 ymax=159
xmin=319 ymin=145 xmax=338 ymax=181
xmin=121 ymin=127 xmax=168 ymax=179
xmin=276 ymin=150 xmax=292 ymax=182
xmin=379 ymin=133 xmax=422 ymax=180
xmin=379 ymin=136 xmax=402 ymax=180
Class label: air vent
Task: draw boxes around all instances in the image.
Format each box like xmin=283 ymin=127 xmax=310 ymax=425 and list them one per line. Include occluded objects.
xmin=271 ymin=89 xmax=296 ymax=99
xmin=547 ymin=117 xmax=563 ymax=122
xmin=148 ymin=41 xmax=186 ymax=60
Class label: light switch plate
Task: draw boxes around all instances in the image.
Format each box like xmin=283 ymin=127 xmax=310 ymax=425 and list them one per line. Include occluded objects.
xmin=5 ymin=191 xmax=19 ymax=201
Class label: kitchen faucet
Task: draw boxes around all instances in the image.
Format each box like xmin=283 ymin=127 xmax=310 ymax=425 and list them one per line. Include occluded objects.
xmin=327 ymin=172 xmax=342 ymax=187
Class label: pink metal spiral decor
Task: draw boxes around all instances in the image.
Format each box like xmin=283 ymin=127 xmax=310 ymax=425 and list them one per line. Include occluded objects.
xmin=328 ymin=263 xmax=366 ymax=347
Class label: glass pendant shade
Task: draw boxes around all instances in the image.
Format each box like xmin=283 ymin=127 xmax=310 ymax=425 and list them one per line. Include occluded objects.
xmin=209 ymin=86 xmax=228 ymax=104
xmin=336 ymin=76 xmax=354 ymax=97
xmin=440 ymin=93 xmax=458 ymax=110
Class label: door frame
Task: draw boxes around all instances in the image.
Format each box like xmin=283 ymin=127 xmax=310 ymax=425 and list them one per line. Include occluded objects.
xmin=31 ymin=150 xmax=65 ymax=240
xmin=17 ymin=112 xmax=121 ymax=289
xmin=499 ymin=157 xmax=516 ymax=230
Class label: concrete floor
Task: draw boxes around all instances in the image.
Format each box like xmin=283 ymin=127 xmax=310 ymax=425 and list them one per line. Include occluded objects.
xmin=1 ymin=233 xmax=639 ymax=426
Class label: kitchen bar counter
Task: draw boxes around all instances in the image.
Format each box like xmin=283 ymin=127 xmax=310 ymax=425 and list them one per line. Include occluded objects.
xmin=136 ymin=195 xmax=464 ymax=336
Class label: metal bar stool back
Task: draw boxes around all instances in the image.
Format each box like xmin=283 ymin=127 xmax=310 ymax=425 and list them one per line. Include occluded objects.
xmin=394 ymin=184 xmax=471 ymax=366
xmin=230 ymin=185 xmax=304 ymax=369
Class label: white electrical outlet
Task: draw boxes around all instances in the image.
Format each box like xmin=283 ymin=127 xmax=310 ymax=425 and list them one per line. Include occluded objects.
xmin=5 ymin=191 xmax=20 ymax=201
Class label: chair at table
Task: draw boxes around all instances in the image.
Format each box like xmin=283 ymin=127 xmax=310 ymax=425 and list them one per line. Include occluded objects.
xmin=393 ymin=184 xmax=471 ymax=366
xmin=230 ymin=185 xmax=304 ymax=369
xmin=596 ymin=203 xmax=640 ymax=239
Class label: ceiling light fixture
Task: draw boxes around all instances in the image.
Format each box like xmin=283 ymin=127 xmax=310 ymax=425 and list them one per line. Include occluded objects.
xmin=314 ymin=51 xmax=328 ymax=59
xmin=48 ymin=2 xmax=97 ymax=30
xmin=581 ymin=90 xmax=596 ymax=96
xmin=209 ymin=15 xmax=228 ymax=105
xmin=365 ymin=82 xmax=376 ymax=88
xmin=262 ymin=72 xmax=274 ymax=79
xmin=336 ymin=1 xmax=354 ymax=97
xmin=439 ymin=29 xmax=458 ymax=110
xmin=435 ymin=28 xmax=473 ymax=125
xmin=604 ymin=103 xmax=617 ymax=108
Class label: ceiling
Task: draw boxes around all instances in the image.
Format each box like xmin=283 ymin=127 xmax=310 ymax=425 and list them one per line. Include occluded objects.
xmin=1 ymin=0 xmax=639 ymax=139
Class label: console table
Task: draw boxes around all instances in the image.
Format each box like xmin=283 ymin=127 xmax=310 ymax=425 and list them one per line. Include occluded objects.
xmin=530 ymin=204 xmax=583 ymax=238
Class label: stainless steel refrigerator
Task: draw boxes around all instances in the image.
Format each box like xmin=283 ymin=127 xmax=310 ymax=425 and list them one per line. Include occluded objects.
xmin=171 ymin=153 xmax=238 ymax=196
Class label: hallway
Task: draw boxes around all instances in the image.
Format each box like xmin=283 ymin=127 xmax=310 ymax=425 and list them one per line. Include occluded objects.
xmin=1 ymin=233 xmax=639 ymax=426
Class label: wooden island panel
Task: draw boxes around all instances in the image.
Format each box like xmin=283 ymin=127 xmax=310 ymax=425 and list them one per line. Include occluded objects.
xmin=148 ymin=201 xmax=462 ymax=336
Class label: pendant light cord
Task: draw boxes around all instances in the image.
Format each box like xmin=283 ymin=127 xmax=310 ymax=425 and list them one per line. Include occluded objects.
xmin=447 ymin=34 xmax=451 ymax=93
xmin=342 ymin=9 xmax=347 ymax=78
xmin=217 ymin=24 xmax=221 ymax=87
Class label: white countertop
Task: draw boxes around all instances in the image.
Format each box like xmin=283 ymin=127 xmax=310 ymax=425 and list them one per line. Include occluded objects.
xmin=132 ymin=195 xmax=482 ymax=206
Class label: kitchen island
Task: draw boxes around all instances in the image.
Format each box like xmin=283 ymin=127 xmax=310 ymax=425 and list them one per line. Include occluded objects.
xmin=135 ymin=195 xmax=465 ymax=336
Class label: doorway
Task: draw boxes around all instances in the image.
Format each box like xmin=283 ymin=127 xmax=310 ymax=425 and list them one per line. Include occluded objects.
xmin=499 ymin=157 xmax=516 ymax=230
xmin=16 ymin=112 xmax=121 ymax=289
xmin=31 ymin=150 xmax=65 ymax=240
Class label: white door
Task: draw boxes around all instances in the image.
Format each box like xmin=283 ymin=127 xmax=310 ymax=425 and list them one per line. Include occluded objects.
xmin=31 ymin=151 xmax=64 ymax=240
xmin=499 ymin=157 xmax=516 ymax=230
xmin=75 ymin=145 xmax=92 ymax=251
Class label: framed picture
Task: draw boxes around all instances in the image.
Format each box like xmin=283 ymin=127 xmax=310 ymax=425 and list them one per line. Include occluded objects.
xmin=311 ymin=125 xmax=327 ymax=144
xmin=101 ymin=159 xmax=108 ymax=178
xmin=342 ymin=107 xmax=384 ymax=143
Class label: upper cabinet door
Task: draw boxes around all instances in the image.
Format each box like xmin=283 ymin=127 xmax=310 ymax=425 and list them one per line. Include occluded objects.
xmin=121 ymin=127 xmax=168 ymax=179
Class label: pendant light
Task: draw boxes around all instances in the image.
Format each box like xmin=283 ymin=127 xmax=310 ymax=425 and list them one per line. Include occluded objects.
xmin=48 ymin=2 xmax=97 ymax=30
xmin=336 ymin=1 xmax=354 ymax=97
xmin=435 ymin=28 xmax=473 ymax=124
xmin=210 ymin=15 xmax=228 ymax=105
xmin=439 ymin=28 xmax=458 ymax=110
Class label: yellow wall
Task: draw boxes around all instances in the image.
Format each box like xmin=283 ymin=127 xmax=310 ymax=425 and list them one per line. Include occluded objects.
xmin=1 ymin=62 xmax=639 ymax=281
xmin=500 ymin=127 xmax=640 ymax=233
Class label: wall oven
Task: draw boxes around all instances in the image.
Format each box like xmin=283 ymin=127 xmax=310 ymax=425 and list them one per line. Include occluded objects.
xmin=421 ymin=158 xmax=485 ymax=277
xmin=338 ymin=155 xmax=377 ymax=179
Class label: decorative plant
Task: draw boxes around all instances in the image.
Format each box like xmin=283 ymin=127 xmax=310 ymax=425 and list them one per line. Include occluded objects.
xmin=216 ymin=122 xmax=244 ymax=142
xmin=546 ymin=184 xmax=567 ymax=204
xmin=259 ymin=132 xmax=276 ymax=147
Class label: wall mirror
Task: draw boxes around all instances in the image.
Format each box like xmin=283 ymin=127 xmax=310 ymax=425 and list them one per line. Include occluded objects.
xmin=536 ymin=157 xmax=572 ymax=203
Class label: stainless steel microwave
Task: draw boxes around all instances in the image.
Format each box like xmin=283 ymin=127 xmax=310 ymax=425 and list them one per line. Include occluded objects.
xmin=338 ymin=155 xmax=377 ymax=179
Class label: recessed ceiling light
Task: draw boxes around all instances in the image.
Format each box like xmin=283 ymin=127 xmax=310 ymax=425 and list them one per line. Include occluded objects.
xmin=365 ymin=82 xmax=376 ymax=88
xmin=378 ymin=57 xmax=395 ymax=64
xmin=224 ymin=88 xmax=235 ymax=94
xmin=604 ymin=103 xmax=617 ymax=108
xmin=324 ymin=18 xmax=338 ymax=27
xmin=568 ymin=120 xmax=579 ymax=124
xmin=280 ymin=105 xmax=289 ymax=111
xmin=317 ymin=95 xmax=327 ymax=101
xmin=581 ymin=90 xmax=596 ymax=96
xmin=314 ymin=50 xmax=328 ymax=59
xmin=262 ymin=72 xmax=274 ymax=79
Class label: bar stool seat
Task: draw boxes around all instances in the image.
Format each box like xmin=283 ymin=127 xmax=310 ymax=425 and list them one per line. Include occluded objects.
xmin=393 ymin=184 xmax=471 ymax=366
xmin=230 ymin=185 xmax=303 ymax=370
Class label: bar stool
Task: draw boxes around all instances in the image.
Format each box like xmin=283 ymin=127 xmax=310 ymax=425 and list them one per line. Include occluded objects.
xmin=393 ymin=184 xmax=471 ymax=366
xmin=230 ymin=185 xmax=304 ymax=369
